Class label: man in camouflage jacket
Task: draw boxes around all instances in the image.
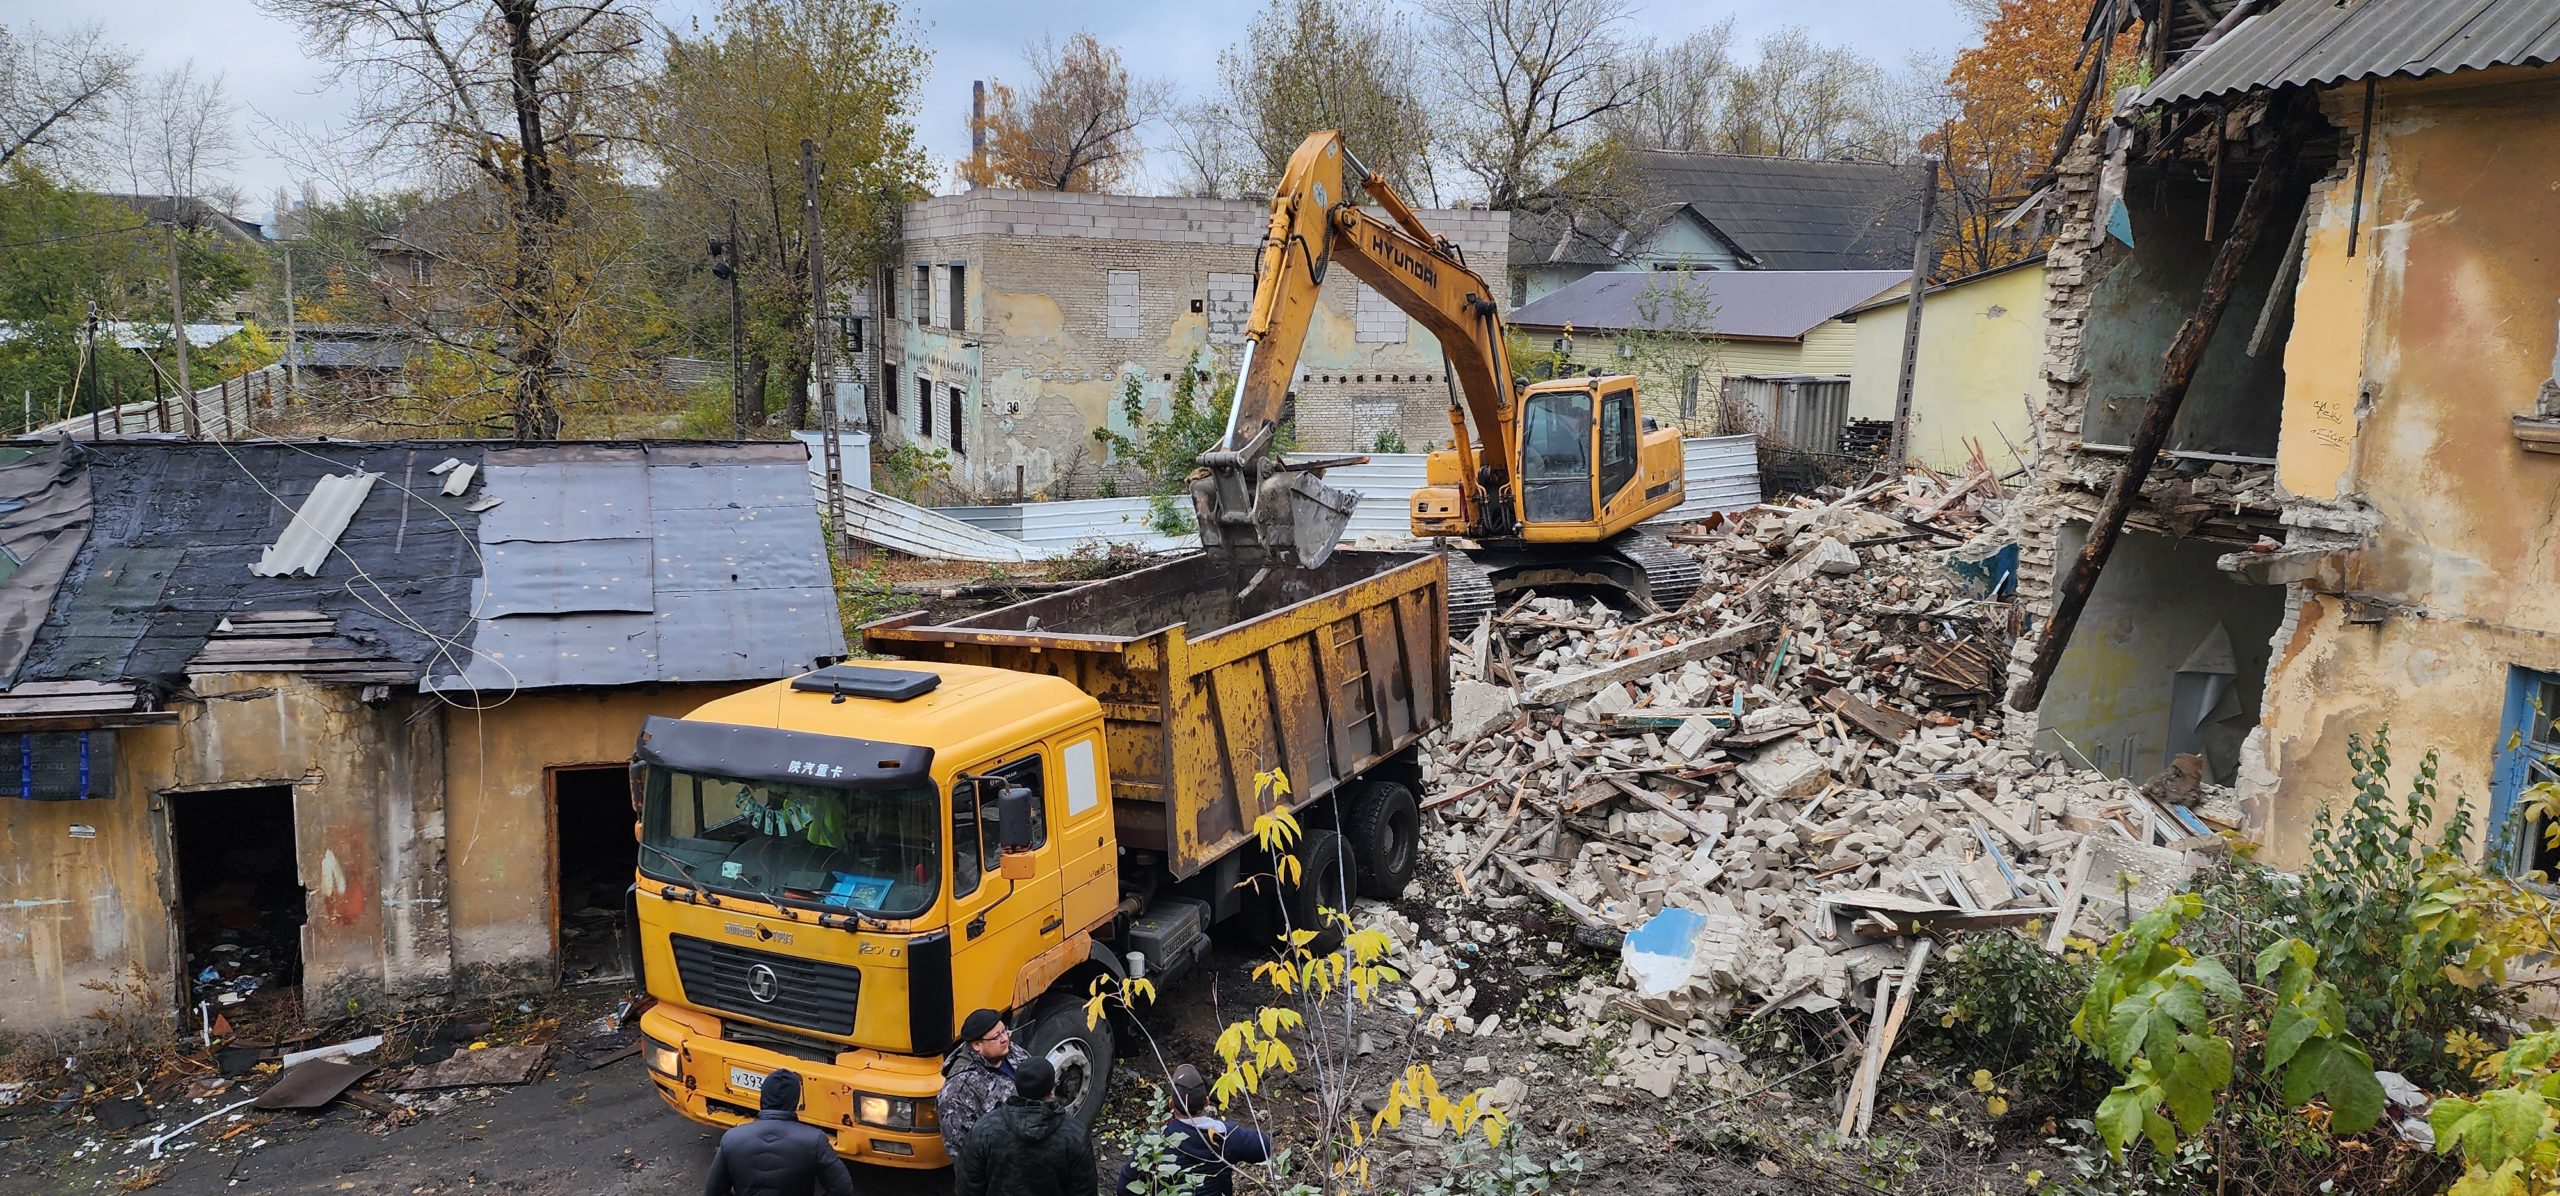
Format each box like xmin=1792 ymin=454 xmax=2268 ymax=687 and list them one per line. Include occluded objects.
xmin=941 ymin=1008 xmax=1030 ymax=1158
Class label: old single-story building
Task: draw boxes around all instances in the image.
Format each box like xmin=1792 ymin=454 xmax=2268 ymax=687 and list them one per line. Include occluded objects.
xmin=1842 ymin=256 xmax=2048 ymax=472
xmin=0 ymin=438 xmax=843 ymax=1036
xmin=1507 ymin=269 xmax=1907 ymax=434
xmin=2008 ymin=0 xmax=2560 ymax=869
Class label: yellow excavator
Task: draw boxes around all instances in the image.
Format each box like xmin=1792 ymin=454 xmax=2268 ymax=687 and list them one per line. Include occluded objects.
xmin=1190 ymin=130 xmax=1698 ymax=621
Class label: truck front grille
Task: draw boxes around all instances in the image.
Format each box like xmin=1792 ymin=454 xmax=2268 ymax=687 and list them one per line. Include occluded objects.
xmin=669 ymin=934 xmax=860 ymax=1036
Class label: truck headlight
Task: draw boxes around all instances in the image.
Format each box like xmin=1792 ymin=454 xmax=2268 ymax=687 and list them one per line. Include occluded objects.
xmin=855 ymin=1092 xmax=936 ymax=1130
xmin=642 ymin=1035 xmax=680 ymax=1077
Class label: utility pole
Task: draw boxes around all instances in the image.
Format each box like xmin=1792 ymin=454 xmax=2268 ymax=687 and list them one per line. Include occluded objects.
xmin=724 ymin=200 xmax=747 ymax=435
xmin=164 ymin=221 xmax=196 ymax=437
xmin=280 ymin=240 xmax=300 ymax=401
xmin=1886 ymin=155 xmax=1941 ymax=473
xmin=802 ymin=139 xmax=846 ymax=546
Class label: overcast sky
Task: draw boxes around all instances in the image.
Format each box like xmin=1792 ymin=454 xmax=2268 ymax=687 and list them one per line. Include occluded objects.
xmin=6 ymin=0 xmax=1977 ymax=220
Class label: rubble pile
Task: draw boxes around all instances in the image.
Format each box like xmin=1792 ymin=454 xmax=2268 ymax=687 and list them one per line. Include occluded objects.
xmin=1406 ymin=474 xmax=2239 ymax=1101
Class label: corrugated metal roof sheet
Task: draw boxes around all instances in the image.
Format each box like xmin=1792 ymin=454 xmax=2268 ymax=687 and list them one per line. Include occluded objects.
xmin=2143 ymin=0 xmax=2560 ymax=106
xmin=1510 ymin=270 xmax=1907 ymax=339
xmin=250 ymin=472 xmax=379 ymax=577
xmin=1514 ymin=154 xmax=1924 ymax=272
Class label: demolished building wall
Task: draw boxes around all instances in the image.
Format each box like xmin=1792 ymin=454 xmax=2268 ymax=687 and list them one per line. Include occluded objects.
xmin=883 ymin=191 xmax=1509 ymax=500
xmin=2248 ymin=70 xmax=2560 ymax=867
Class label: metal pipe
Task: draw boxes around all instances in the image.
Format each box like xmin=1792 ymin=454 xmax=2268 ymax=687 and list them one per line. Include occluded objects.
xmin=1218 ymin=338 xmax=1257 ymax=449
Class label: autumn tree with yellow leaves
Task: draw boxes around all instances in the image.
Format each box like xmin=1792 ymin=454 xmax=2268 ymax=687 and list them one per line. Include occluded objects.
xmin=1931 ymin=0 xmax=2137 ymax=275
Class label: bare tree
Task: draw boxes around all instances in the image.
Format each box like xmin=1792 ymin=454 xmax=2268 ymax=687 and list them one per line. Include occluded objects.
xmin=261 ymin=0 xmax=651 ymax=441
xmin=1599 ymin=20 xmax=1736 ymax=154
xmin=104 ymin=64 xmax=242 ymax=410
xmin=1423 ymin=0 xmax=1645 ymax=210
xmin=1190 ymin=0 xmax=1435 ymax=200
xmin=1163 ymin=98 xmax=1253 ymax=199
xmin=0 ymin=23 xmax=136 ymax=172
xmin=960 ymin=32 xmax=1167 ymax=192
xmin=1719 ymin=27 xmax=1896 ymax=161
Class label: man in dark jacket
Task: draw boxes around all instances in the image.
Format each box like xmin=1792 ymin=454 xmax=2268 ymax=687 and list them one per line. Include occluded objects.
xmin=701 ymin=1069 xmax=854 ymax=1196
xmin=1113 ymin=1065 xmax=1271 ymax=1196
xmin=953 ymin=1057 xmax=1098 ymax=1196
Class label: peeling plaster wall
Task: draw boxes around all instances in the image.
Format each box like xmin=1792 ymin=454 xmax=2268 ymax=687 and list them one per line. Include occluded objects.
xmin=0 ymin=672 xmax=451 ymax=1036
xmin=441 ymin=685 xmax=754 ymax=991
xmin=2253 ymin=72 xmax=2560 ymax=865
xmin=1845 ymin=264 xmax=2049 ymax=471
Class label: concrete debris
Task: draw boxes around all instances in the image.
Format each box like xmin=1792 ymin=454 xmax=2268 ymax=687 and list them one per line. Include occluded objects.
xmin=1411 ymin=474 xmax=2241 ymax=1100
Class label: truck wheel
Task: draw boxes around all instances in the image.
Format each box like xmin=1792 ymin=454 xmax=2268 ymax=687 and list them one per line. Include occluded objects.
xmin=1025 ymin=990 xmax=1115 ymax=1131
xmin=1340 ymin=781 xmax=1421 ymax=900
xmin=1289 ymin=828 xmax=1351 ymax=955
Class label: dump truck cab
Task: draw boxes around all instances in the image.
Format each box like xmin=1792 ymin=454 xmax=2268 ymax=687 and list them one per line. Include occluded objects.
xmin=630 ymin=660 xmax=1122 ymax=1168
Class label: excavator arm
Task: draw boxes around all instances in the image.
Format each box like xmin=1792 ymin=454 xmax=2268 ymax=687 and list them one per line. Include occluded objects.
xmin=1191 ymin=131 xmax=1521 ymax=568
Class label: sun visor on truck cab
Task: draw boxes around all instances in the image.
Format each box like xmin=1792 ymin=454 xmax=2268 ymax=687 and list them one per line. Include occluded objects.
xmin=635 ymin=716 xmax=934 ymax=789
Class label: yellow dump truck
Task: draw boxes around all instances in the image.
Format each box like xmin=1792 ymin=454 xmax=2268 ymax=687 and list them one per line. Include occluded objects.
xmin=627 ymin=549 xmax=1449 ymax=1166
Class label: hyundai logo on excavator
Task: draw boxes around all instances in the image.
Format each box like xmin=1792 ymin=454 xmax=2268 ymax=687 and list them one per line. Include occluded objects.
xmin=1368 ymin=232 xmax=1438 ymax=288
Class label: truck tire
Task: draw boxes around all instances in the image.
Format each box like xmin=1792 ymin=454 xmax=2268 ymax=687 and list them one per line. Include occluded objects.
xmin=1339 ymin=780 xmax=1421 ymax=900
xmin=1289 ymin=828 xmax=1351 ymax=955
xmin=1024 ymin=990 xmax=1115 ymax=1131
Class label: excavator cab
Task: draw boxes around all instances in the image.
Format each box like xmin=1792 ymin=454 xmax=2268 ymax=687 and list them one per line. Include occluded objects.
xmin=1515 ymin=376 xmax=1654 ymax=536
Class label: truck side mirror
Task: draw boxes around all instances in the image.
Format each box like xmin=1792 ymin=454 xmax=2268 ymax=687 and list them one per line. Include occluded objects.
xmin=997 ymin=784 xmax=1038 ymax=880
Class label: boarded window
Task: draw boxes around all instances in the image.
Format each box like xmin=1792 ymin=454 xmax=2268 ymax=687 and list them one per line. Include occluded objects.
xmin=5 ymin=731 xmax=115 ymax=800
xmin=910 ymin=264 xmax=930 ymax=323
xmin=1107 ymin=270 xmax=1141 ymax=339
xmin=1354 ymin=284 xmax=1402 ymax=343
xmin=1205 ymin=272 xmax=1252 ymax=346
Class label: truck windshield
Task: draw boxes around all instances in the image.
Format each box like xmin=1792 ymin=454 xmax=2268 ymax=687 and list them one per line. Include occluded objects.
xmin=639 ymin=767 xmax=939 ymax=918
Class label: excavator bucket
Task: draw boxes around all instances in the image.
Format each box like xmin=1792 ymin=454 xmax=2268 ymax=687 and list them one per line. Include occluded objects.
xmin=1190 ymin=461 xmax=1358 ymax=570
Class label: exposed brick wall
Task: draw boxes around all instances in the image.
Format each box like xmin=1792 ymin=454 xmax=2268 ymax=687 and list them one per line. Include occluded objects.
xmin=877 ymin=191 xmax=1509 ymax=499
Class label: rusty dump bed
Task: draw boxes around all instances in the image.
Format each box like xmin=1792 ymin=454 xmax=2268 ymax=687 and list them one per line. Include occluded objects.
xmin=863 ymin=551 xmax=1450 ymax=880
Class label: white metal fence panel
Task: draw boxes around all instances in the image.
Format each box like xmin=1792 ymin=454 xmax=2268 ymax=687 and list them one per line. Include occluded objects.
xmin=1654 ymin=434 xmax=1763 ymax=523
xmin=28 ymin=364 xmax=283 ymax=441
xmin=933 ymin=495 xmax=1198 ymax=555
xmin=822 ymin=476 xmax=1041 ymax=563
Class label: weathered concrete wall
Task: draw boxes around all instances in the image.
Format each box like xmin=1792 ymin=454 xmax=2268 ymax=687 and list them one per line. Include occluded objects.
xmin=1846 ymin=263 xmax=2048 ymax=471
xmin=442 ymin=685 xmax=755 ymax=991
xmin=881 ymin=191 xmax=1510 ymax=500
xmin=0 ymin=673 xmax=451 ymax=1035
xmin=2251 ymin=71 xmax=2560 ymax=865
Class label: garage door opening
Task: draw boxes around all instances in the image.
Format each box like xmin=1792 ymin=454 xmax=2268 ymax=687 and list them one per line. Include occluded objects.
xmin=555 ymin=766 xmax=636 ymax=985
xmin=171 ymin=786 xmax=304 ymax=1020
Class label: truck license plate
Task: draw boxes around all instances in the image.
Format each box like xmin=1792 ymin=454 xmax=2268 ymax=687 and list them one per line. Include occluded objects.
xmin=729 ymin=1066 xmax=766 ymax=1093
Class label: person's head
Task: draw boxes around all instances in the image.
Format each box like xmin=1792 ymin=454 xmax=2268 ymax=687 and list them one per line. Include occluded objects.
xmin=1169 ymin=1064 xmax=1210 ymax=1117
xmin=1014 ymin=1056 xmax=1057 ymax=1103
xmin=759 ymin=1068 xmax=803 ymax=1114
xmin=961 ymin=1008 xmax=1010 ymax=1062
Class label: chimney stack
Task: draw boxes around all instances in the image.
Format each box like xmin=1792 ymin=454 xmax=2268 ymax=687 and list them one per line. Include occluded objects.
xmin=970 ymin=80 xmax=986 ymax=189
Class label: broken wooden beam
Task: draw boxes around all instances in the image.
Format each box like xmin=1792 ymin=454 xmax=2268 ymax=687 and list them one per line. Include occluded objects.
xmin=1520 ymin=620 xmax=1776 ymax=707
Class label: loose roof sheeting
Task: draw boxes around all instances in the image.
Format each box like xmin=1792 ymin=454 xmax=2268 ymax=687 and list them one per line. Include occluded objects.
xmin=251 ymin=472 xmax=381 ymax=577
xmin=15 ymin=442 xmax=488 ymax=690
xmin=0 ymin=444 xmax=93 ymax=685
xmin=426 ymin=442 xmax=843 ymax=694
xmin=2141 ymin=0 xmax=2560 ymax=106
xmin=1509 ymin=270 xmax=1908 ymax=339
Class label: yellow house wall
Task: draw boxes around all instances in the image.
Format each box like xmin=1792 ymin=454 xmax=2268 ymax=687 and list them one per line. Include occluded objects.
xmin=1846 ymin=266 xmax=2048 ymax=472
xmin=443 ymin=683 xmax=758 ymax=988
xmin=2252 ymin=70 xmax=2560 ymax=866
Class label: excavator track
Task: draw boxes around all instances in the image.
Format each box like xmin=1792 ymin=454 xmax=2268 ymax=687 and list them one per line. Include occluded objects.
xmin=1607 ymin=527 xmax=1705 ymax=614
xmin=1442 ymin=548 xmax=1497 ymax=632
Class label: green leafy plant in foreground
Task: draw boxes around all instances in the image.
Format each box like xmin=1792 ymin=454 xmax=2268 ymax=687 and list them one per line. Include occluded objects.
xmin=2073 ymin=893 xmax=2383 ymax=1161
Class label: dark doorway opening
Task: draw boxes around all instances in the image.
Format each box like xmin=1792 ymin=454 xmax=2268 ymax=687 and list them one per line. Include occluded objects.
xmin=171 ymin=786 xmax=305 ymax=1020
xmin=555 ymin=766 xmax=635 ymax=985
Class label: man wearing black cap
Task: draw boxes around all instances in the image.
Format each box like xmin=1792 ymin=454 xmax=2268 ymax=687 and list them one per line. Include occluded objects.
xmin=953 ymin=1056 xmax=1098 ymax=1196
xmin=941 ymin=1007 xmax=1029 ymax=1158
xmin=1113 ymin=1065 xmax=1271 ymax=1196
xmin=700 ymin=1068 xmax=854 ymax=1196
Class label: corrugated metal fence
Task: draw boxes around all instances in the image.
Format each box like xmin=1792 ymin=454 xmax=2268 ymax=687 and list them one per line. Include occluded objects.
xmin=881 ymin=436 xmax=1760 ymax=556
xmin=29 ymin=364 xmax=285 ymax=441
